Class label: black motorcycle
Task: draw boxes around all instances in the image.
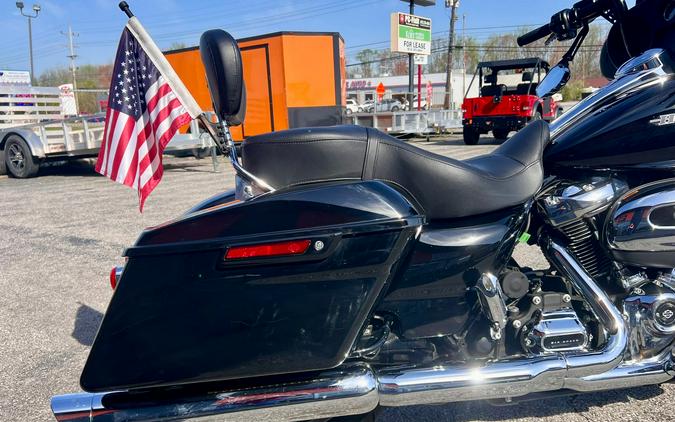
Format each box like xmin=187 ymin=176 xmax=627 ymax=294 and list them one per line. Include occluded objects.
xmin=51 ymin=0 xmax=675 ymax=420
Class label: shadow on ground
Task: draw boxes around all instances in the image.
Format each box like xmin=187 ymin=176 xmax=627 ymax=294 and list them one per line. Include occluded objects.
xmin=378 ymin=385 xmax=665 ymax=421
xmin=71 ymin=303 xmax=104 ymax=346
xmin=23 ymin=157 xmax=217 ymax=178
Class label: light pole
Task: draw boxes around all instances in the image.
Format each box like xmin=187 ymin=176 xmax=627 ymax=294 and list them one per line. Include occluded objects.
xmin=16 ymin=2 xmax=41 ymax=85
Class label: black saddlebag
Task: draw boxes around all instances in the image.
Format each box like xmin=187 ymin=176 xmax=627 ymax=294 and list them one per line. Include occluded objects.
xmin=80 ymin=181 xmax=422 ymax=392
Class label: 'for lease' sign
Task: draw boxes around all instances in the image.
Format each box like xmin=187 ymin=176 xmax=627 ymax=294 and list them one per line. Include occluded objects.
xmin=390 ymin=12 xmax=431 ymax=55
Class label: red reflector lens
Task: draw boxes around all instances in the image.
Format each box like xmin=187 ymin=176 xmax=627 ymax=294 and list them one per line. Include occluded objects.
xmin=225 ymin=239 xmax=312 ymax=260
xmin=109 ymin=267 xmax=117 ymax=290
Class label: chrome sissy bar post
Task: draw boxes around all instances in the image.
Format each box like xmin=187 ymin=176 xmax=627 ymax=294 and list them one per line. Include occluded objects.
xmin=197 ymin=114 xmax=275 ymax=198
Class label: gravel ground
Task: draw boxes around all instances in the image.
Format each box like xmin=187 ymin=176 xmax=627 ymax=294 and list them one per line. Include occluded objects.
xmin=0 ymin=134 xmax=672 ymax=421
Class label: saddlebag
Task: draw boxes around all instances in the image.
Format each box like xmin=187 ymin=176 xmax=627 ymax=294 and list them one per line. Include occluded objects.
xmin=80 ymin=180 xmax=422 ymax=392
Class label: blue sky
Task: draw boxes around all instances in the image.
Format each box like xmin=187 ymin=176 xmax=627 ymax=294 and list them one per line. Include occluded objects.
xmin=1 ymin=0 xmax=622 ymax=78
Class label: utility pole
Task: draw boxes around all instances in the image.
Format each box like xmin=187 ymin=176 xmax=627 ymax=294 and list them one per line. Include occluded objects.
xmin=443 ymin=0 xmax=458 ymax=109
xmin=462 ymin=13 xmax=466 ymax=100
xmin=61 ymin=25 xmax=79 ymax=111
xmin=16 ymin=2 xmax=41 ymax=85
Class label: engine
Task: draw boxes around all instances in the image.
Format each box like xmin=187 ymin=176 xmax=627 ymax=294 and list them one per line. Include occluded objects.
xmin=533 ymin=176 xmax=675 ymax=361
xmin=358 ymin=177 xmax=675 ymax=367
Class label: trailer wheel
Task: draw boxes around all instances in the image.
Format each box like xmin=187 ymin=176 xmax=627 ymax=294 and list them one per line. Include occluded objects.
xmin=4 ymin=135 xmax=39 ymax=178
xmin=493 ymin=129 xmax=510 ymax=140
xmin=463 ymin=126 xmax=480 ymax=145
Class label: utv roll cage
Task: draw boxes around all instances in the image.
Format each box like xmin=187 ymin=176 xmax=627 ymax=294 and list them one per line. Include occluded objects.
xmin=465 ymin=57 xmax=551 ymax=100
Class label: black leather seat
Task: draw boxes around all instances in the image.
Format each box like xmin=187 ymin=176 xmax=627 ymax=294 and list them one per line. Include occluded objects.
xmin=242 ymin=120 xmax=549 ymax=220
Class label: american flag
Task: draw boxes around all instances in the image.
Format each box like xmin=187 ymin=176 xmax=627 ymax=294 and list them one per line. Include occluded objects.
xmin=96 ymin=20 xmax=200 ymax=211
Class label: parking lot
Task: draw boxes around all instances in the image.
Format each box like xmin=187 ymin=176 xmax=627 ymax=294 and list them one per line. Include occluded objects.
xmin=1 ymin=134 xmax=673 ymax=421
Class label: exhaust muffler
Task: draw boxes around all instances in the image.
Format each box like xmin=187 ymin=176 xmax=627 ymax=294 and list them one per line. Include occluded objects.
xmin=51 ymin=364 xmax=378 ymax=422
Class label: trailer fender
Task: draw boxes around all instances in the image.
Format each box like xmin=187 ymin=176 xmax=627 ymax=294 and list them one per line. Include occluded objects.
xmin=0 ymin=129 xmax=46 ymax=159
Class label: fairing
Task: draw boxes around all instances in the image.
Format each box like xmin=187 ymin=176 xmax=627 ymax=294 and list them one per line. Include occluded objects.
xmin=544 ymin=51 xmax=675 ymax=173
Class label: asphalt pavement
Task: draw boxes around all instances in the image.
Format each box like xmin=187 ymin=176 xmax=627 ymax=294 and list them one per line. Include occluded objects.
xmin=0 ymin=133 xmax=672 ymax=421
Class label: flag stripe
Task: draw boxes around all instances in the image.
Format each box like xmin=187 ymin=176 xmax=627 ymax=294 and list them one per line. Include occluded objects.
xmin=109 ymin=116 xmax=139 ymax=182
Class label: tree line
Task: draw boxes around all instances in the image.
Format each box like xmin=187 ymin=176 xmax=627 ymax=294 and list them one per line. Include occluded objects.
xmin=348 ymin=25 xmax=608 ymax=99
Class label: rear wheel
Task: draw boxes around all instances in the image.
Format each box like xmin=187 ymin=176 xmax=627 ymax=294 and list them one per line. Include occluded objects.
xmin=4 ymin=135 xmax=39 ymax=178
xmin=463 ymin=126 xmax=480 ymax=145
xmin=346 ymin=108 xmax=353 ymax=115
xmin=391 ymin=106 xmax=399 ymax=112
xmin=531 ymin=111 xmax=542 ymax=122
xmin=493 ymin=128 xmax=510 ymax=140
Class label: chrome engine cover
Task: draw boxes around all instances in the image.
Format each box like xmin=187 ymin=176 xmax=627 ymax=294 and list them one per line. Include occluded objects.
xmin=606 ymin=179 xmax=675 ymax=268
xmin=623 ymin=282 xmax=675 ymax=360
xmin=540 ymin=177 xmax=628 ymax=227
xmin=525 ymin=307 xmax=589 ymax=353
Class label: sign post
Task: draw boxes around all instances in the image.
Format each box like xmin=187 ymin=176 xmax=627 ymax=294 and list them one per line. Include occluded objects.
xmin=413 ymin=55 xmax=427 ymax=111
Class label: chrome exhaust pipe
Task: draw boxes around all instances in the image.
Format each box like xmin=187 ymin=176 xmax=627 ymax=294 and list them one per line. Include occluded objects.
xmin=51 ymin=364 xmax=378 ymax=422
xmin=378 ymin=240 xmax=628 ymax=406
xmin=566 ymin=352 xmax=675 ymax=392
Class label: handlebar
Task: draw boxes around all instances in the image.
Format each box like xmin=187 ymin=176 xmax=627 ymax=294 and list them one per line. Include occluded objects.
xmin=517 ymin=0 xmax=625 ymax=47
xmin=517 ymin=24 xmax=552 ymax=47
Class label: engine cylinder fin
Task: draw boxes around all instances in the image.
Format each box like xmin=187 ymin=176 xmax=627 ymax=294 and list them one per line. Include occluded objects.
xmin=558 ymin=219 xmax=611 ymax=279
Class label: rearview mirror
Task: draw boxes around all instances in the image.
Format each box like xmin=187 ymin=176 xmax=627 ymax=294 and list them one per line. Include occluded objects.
xmin=536 ymin=62 xmax=570 ymax=97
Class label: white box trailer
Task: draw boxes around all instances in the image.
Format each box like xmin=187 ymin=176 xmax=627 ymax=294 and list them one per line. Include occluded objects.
xmin=0 ymin=86 xmax=213 ymax=178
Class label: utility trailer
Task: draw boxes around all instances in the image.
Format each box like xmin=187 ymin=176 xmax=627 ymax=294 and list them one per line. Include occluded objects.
xmin=0 ymin=86 xmax=213 ymax=178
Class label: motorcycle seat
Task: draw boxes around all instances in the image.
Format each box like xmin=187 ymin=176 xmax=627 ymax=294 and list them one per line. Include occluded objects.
xmin=241 ymin=120 xmax=549 ymax=220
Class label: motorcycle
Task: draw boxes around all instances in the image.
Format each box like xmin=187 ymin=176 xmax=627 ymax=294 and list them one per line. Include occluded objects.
xmin=51 ymin=0 xmax=675 ymax=420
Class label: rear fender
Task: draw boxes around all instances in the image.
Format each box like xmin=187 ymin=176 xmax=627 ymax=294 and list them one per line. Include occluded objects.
xmin=80 ymin=180 xmax=424 ymax=392
xmin=0 ymin=128 xmax=46 ymax=158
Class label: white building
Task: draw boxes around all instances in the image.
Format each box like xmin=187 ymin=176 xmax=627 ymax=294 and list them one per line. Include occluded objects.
xmin=346 ymin=70 xmax=478 ymax=109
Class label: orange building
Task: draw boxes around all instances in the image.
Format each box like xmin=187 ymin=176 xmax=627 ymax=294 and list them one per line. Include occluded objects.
xmin=165 ymin=31 xmax=346 ymax=140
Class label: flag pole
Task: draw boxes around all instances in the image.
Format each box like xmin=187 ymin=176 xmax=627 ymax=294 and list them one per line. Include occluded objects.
xmin=117 ymin=1 xmax=228 ymax=155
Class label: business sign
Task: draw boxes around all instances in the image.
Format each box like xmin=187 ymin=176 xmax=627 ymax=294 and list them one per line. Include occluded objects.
xmin=59 ymin=84 xmax=78 ymax=116
xmin=0 ymin=70 xmax=31 ymax=86
xmin=390 ymin=12 xmax=431 ymax=55
xmin=413 ymin=54 xmax=428 ymax=65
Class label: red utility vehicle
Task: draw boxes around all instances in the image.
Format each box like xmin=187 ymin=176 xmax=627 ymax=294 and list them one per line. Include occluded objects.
xmin=461 ymin=58 xmax=562 ymax=145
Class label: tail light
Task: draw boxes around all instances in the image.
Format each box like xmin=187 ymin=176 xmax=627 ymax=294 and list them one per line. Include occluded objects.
xmin=109 ymin=266 xmax=124 ymax=290
xmin=225 ymin=239 xmax=312 ymax=260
